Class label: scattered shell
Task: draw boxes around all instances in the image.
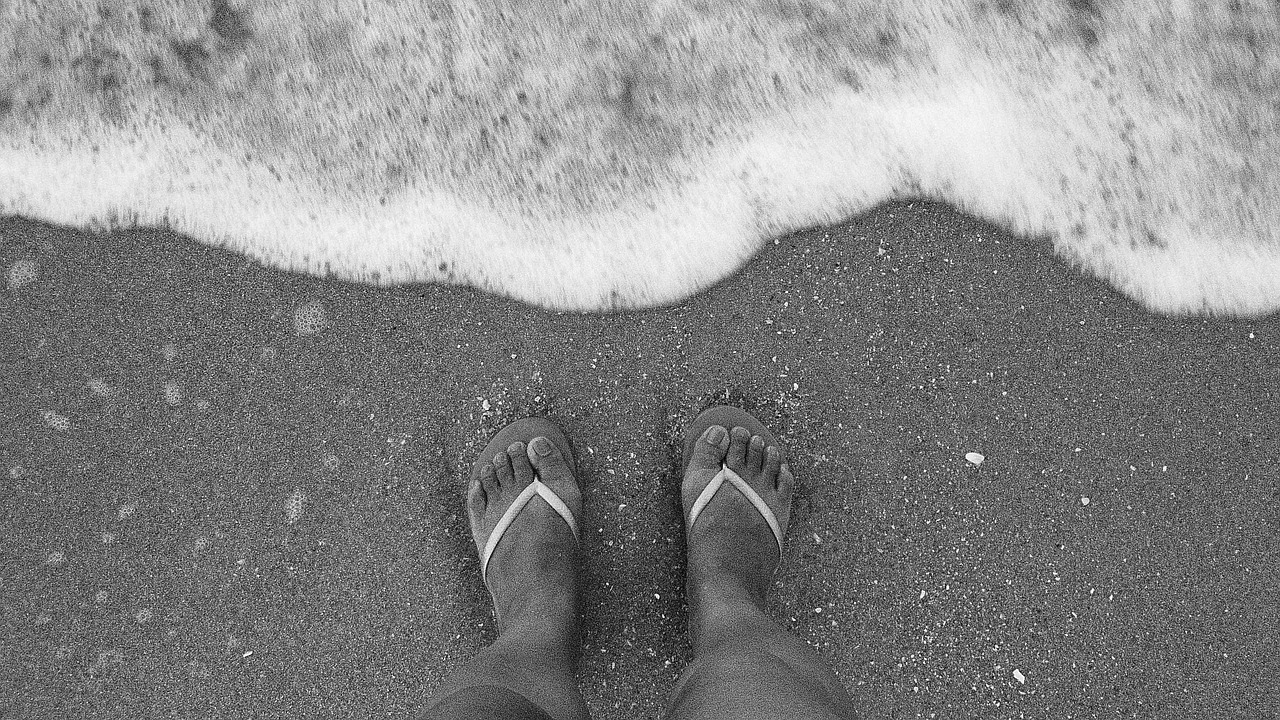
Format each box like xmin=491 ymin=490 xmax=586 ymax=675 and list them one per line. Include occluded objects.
xmin=965 ymin=452 xmax=985 ymax=466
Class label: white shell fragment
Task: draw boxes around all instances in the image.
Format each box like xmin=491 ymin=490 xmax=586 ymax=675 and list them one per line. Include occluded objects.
xmin=965 ymin=452 xmax=985 ymax=466
xmin=1013 ymin=669 xmax=1026 ymax=684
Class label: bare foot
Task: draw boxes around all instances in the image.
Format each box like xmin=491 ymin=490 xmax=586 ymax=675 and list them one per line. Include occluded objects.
xmin=467 ymin=436 xmax=581 ymax=640
xmin=682 ymin=421 xmax=794 ymax=649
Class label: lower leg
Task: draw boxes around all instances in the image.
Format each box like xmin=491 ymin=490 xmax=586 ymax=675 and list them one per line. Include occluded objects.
xmin=668 ymin=421 xmax=856 ymax=720
xmin=423 ymin=435 xmax=590 ymax=720
xmin=665 ymin=587 xmax=856 ymax=720
xmin=421 ymin=588 xmax=588 ymax=720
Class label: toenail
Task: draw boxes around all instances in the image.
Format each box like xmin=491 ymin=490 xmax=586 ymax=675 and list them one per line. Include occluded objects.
xmin=705 ymin=425 xmax=726 ymax=444
xmin=532 ymin=437 xmax=552 ymax=456
xmin=751 ymin=435 xmax=763 ymax=447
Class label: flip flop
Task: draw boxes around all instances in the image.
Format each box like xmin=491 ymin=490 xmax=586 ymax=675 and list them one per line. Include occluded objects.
xmin=469 ymin=417 xmax=581 ymax=594
xmin=682 ymin=405 xmax=791 ymax=572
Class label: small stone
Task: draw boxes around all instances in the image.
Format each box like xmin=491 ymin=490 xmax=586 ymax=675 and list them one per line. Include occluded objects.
xmin=1013 ymin=669 xmax=1026 ymax=684
xmin=965 ymin=452 xmax=985 ymax=466
xmin=1080 ymin=497 xmax=1090 ymax=506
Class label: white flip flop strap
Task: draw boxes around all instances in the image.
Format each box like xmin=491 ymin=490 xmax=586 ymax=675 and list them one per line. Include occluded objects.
xmin=687 ymin=463 xmax=784 ymax=562
xmin=481 ymin=479 xmax=580 ymax=583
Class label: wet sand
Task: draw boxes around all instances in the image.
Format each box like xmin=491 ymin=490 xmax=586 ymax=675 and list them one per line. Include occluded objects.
xmin=2 ymin=199 xmax=1276 ymax=719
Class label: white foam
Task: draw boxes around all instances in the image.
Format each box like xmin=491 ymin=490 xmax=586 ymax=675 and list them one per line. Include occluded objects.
xmin=0 ymin=0 xmax=1275 ymax=316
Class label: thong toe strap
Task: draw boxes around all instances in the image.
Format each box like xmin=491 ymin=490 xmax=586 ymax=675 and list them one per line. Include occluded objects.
xmin=686 ymin=463 xmax=785 ymax=564
xmin=481 ymin=479 xmax=580 ymax=585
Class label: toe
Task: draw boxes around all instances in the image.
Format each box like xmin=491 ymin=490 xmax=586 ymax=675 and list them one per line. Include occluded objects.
xmin=690 ymin=425 xmax=729 ymax=472
xmin=493 ymin=449 xmax=513 ymax=487
xmin=763 ymin=445 xmax=783 ymax=488
xmin=507 ymin=441 xmax=535 ymax=485
xmin=480 ymin=460 xmax=499 ymax=498
xmin=527 ymin=436 xmax=568 ymax=476
xmin=747 ymin=435 xmax=765 ymax=474
xmin=726 ymin=426 xmax=751 ymax=470
xmin=468 ymin=466 xmax=490 ymax=515
xmin=777 ymin=459 xmax=795 ymax=495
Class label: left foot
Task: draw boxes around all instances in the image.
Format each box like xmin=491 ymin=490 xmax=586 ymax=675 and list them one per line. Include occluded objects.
xmin=467 ymin=435 xmax=582 ymax=637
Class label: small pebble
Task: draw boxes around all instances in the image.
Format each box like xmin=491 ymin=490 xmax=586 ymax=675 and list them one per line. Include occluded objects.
xmin=965 ymin=452 xmax=985 ymax=466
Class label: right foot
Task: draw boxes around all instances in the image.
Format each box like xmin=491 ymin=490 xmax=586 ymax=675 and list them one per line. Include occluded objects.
xmin=682 ymin=418 xmax=794 ymax=639
xmin=467 ymin=434 xmax=581 ymax=639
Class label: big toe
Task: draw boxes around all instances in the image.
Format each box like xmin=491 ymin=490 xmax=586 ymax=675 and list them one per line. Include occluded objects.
xmin=526 ymin=436 xmax=581 ymax=511
xmin=688 ymin=425 xmax=730 ymax=473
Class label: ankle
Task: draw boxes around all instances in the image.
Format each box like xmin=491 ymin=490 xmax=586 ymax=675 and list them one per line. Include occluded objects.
xmin=687 ymin=581 xmax=772 ymax=654
xmin=498 ymin=587 xmax=578 ymax=640
xmin=688 ymin=577 xmax=767 ymax=616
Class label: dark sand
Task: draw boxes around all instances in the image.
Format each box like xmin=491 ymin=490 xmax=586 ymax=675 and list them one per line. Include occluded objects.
xmin=2 ymin=200 xmax=1277 ymax=719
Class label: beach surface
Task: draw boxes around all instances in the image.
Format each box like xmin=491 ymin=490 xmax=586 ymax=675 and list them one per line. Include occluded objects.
xmin=2 ymin=200 xmax=1277 ymax=719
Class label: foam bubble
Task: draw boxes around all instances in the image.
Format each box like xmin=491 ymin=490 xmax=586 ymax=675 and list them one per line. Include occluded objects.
xmin=163 ymin=380 xmax=183 ymax=406
xmin=293 ymin=300 xmax=330 ymax=336
xmin=87 ymin=378 xmax=112 ymax=397
xmin=46 ymin=551 xmax=65 ymax=566
xmin=284 ymin=488 xmax=306 ymax=525
xmin=118 ymin=502 xmax=137 ymax=520
xmin=135 ymin=608 xmax=153 ymax=623
xmin=41 ymin=410 xmax=71 ymax=431
xmin=6 ymin=259 xmax=39 ymax=291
